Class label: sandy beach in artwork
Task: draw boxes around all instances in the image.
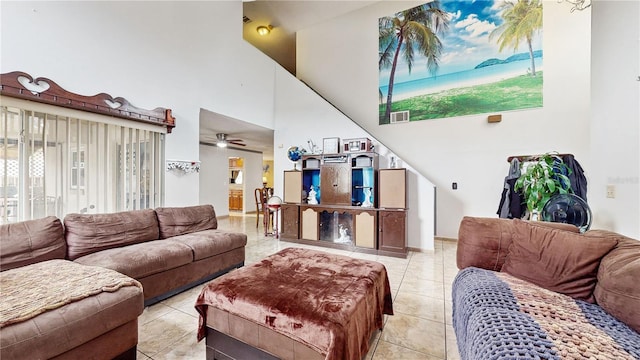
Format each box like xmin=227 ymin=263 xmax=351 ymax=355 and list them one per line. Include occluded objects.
xmin=390 ymin=67 xmax=537 ymax=102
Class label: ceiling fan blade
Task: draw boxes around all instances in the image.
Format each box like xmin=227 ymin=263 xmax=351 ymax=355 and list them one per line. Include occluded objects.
xmin=229 ymin=140 xmax=246 ymax=146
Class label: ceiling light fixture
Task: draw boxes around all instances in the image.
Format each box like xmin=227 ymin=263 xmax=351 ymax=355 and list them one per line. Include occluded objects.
xmin=256 ymin=25 xmax=273 ymax=36
xmin=216 ymin=133 xmax=229 ymax=148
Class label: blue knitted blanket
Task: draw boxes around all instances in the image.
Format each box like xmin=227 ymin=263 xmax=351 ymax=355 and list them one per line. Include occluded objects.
xmin=452 ymin=267 xmax=640 ymax=360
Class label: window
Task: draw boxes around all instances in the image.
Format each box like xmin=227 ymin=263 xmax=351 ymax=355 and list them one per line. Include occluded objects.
xmin=0 ymin=104 xmax=165 ymax=224
xmin=71 ymin=149 xmax=85 ymax=189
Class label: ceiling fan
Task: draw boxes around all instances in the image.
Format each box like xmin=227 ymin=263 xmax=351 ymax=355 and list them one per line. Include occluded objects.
xmin=215 ymin=133 xmax=246 ymax=148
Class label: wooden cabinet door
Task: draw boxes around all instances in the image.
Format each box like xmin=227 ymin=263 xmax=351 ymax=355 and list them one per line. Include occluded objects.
xmin=355 ymin=210 xmax=376 ymax=249
xmin=301 ymin=207 xmax=318 ymax=240
xmin=378 ymin=210 xmax=407 ymax=257
xmin=281 ymin=204 xmax=299 ymax=239
xmin=283 ymin=171 xmax=302 ymax=203
xmin=379 ymin=168 xmax=406 ymax=209
xmin=228 ymin=190 xmax=243 ymax=211
xmin=320 ymin=163 xmax=351 ymax=205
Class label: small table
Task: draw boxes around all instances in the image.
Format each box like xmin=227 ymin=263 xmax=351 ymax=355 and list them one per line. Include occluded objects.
xmin=264 ymin=196 xmax=282 ymax=239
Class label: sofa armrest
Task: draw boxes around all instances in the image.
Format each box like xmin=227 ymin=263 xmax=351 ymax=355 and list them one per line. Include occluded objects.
xmin=456 ymin=217 xmax=580 ymax=271
xmin=590 ymin=231 xmax=640 ymax=333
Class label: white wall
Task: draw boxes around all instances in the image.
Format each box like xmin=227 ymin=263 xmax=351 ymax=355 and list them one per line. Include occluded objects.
xmin=297 ymin=1 xmax=597 ymax=238
xmin=237 ymin=149 xmax=266 ymax=213
xmin=199 ymin=144 xmax=230 ymax=214
xmin=273 ymin=66 xmax=436 ymax=250
xmin=1 ymin=1 xmax=276 ymax=207
xmin=199 ymin=143 xmax=264 ymax=217
xmin=589 ymin=0 xmax=640 ymax=237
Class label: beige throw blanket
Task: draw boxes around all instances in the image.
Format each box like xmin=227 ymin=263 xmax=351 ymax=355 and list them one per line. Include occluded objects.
xmin=1 ymin=259 xmax=141 ymax=327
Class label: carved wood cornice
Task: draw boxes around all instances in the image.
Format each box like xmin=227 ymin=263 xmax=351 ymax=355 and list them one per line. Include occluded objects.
xmin=0 ymin=71 xmax=175 ymax=133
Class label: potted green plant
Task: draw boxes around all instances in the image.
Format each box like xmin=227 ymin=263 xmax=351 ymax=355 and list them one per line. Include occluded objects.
xmin=514 ymin=153 xmax=573 ymax=220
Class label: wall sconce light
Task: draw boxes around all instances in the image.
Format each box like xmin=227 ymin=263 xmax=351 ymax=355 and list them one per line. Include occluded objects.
xmin=256 ymin=25 xmax=273 ymax=36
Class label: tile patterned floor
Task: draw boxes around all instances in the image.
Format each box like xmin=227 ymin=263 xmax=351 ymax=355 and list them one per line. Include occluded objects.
xmin=137 ymin=214 xmax=461 ymax=360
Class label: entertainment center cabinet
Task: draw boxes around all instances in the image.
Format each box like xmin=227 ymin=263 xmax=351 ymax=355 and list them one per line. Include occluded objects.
xmin=281 ymin=149 xmax=407 ymax=258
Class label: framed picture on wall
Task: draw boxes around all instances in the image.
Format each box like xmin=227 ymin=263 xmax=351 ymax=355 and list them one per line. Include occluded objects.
xmin=323 ymin=137 xmax=340 ymax=154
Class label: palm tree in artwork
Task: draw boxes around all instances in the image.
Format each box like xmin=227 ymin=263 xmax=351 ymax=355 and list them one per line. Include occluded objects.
xmin=379 ymin=2 xmax=449 ymax=123
xmin=490 ymin=0 xmax=543 ymax=76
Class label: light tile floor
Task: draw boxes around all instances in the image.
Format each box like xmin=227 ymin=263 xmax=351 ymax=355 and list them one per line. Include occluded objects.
xmin=136 ymin=214 xmax=461 ymax=360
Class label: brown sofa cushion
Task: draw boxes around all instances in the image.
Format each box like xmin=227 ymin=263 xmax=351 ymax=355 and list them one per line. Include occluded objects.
xmin=155 ymin=204 xmax=217 ymax=239
xmin=456 ymin=216 xmax=579 ymax=271
xmin=589 ymin=230 xmax=640 ymax=333
xmin=64 ymin=209 xmax=159 ymax=260
xmin=0 ymin=216 xmax=66 ymax=271
xmin=502 ymin=219 xmax=618 ymax=303
xmin=171 ymin=229 xmax=248 ymax=260
xmin=73 ymin=240 xmax=193 ymax=279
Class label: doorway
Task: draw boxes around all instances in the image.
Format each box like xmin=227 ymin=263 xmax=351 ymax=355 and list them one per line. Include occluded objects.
xmin=228 ymin=157 xmax=244 ymax=212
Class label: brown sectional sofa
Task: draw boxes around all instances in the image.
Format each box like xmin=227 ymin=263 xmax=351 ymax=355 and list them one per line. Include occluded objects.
xmin=0 ymin=204 xmax=246 ymax=360
xmin=65 ymin=205 xmax=247 ymax=305
xmin=453 ymin=217 xmax=640 ymax=360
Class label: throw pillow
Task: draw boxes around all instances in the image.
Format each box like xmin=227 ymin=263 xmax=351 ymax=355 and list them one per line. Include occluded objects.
xmin=502 ymin=219 xmax=618 ymax=303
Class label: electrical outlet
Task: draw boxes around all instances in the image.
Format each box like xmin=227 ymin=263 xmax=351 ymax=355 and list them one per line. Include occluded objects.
xmin=606 ymin=185 xmax=615 ymax=199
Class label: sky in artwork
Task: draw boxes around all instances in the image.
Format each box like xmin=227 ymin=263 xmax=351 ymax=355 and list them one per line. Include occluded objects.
xmin=379 ymin=0 xmax=543 ymax=86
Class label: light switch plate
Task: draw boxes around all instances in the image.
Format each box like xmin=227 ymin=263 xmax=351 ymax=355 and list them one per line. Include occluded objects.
xmin=606 ymin=184 xmax=615 ymax=198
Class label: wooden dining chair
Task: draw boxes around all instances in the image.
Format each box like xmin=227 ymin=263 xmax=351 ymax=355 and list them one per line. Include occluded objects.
xmin=254 ymin=187 xmax=274 ymax=232
xmin=254 ymin=188 xmax=265 ymax=228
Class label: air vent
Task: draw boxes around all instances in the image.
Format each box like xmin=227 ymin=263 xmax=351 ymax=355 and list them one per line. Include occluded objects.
xmin=390 ymin=111 xmax=409 ymax=123
xmin=242 ymin=15 xmax=252 ymax=24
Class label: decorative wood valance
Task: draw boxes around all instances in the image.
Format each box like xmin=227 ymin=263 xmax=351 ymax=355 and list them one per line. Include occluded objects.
xmin=0 ymin=71 xmax=175 ymax=133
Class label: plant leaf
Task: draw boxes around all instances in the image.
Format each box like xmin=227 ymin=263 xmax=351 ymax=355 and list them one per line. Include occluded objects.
xmin=546 ymin=179 xmax=556 ymax=193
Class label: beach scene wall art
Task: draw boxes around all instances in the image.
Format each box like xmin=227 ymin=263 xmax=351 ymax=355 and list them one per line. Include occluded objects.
xmin=379 ymin=0 xmax=543 ymax=124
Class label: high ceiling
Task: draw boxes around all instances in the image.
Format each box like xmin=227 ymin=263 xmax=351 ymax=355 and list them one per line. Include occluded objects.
xmin=242 ymin=1 xmax=379 ymax=74
xmin=199 ymin=1 xmax=380 ymax=159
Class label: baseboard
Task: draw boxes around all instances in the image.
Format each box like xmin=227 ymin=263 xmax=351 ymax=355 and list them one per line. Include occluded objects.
xmin=407 ymin=247 xmax=434 ymax=253
xmin=435 ymin=236 xmax=458 ymax=242
xmin=408 ymin=237 xmax=458 ymax=253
